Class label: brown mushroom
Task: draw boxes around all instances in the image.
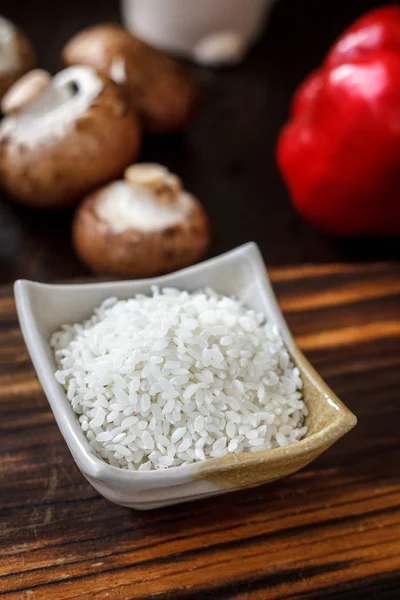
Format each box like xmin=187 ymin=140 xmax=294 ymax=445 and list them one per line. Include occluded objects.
xmin=0 ymin=66 xmax=141 ymax=208
xmin=73 ymin=163 xmax=210 ymax=277
xmin=0 ymin=16 xmax=35 ymax=102
xmin=63 ymin=24 xmax=199 ymax=135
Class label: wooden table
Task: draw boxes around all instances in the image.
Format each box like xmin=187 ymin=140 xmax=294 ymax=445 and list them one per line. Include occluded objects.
xmin=1 ymin=262 xmax=400 ymax=599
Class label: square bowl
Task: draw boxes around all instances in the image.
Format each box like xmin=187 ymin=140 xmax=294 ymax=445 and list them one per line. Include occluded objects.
xmin=14 ymin=243 xmax=357 ymax=510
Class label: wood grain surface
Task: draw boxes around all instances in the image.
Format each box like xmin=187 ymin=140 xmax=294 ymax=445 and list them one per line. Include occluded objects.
xmin=1 ymin=263 xmax=400 ymax=599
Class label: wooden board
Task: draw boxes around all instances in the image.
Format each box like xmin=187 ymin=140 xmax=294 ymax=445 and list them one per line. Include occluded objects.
xmin=1 ymin=262 xmax=400 ymax=600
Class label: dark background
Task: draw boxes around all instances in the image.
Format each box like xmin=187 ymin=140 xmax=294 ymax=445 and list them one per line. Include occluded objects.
xmin=0 ymin=0 xmax=397 ymax=283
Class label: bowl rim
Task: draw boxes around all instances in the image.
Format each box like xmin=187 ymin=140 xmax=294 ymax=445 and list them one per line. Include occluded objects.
xmin=14 ymin=242 xmax=357 ymax=485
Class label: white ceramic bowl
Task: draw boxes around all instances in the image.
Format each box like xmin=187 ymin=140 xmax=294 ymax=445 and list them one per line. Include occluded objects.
xmin=14 ymin=243 xmax=356 ymax=509
xmin=121 ymin=0 xmax=276 ymax=66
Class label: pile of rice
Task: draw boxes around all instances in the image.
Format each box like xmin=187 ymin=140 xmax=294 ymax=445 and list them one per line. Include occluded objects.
xmin=51 ymin=287 xmax=308 ymax=471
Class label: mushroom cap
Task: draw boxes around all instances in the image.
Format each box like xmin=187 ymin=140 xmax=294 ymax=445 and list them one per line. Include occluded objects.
xmin=0 ymin=66 xmax=141 ymax=208
xmin=63 ymin=24 xmax=199 ymax=135
xmin=0 ymin=16 xmax=35 ymax=101
xmin=72 ymin=167 xmax=210 ymax=277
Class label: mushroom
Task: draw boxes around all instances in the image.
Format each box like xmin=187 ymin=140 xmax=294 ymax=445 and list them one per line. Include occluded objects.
xmin=73 ymin=163 xmax=210 ymax=277
xmin=0 ymin=16 xmax=35 ymax=102
xmin=0 ymin=66 xmax=141 ymax=208
xmin=1 ymin=69 xmax=51 ymax=115
xmin=63 ymin=24 xmax=199 ymax=135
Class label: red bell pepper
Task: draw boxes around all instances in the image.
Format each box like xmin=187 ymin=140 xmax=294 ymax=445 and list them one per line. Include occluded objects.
xmin=277 ymin=5 xmax=400 ymax=236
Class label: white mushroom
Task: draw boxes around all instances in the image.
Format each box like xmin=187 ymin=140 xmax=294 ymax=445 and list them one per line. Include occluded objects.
xmin=0 ymin=16 xmax=35 ymax=102
xmin=73 ymin=163 xmax=210 ymax=276
xmin=0 ymin=65 xmax=141 ymax=208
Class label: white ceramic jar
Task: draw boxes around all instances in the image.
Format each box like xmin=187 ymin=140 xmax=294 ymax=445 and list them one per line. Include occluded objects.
xmin=121 ymin=0 xmax=276 ymax=66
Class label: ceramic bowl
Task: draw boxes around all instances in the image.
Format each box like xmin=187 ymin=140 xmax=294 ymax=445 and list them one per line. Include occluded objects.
xmin=121 ymin=0 xmax=276 ymax=66
xmin=14 ymin=243 xmax=357 ymax=510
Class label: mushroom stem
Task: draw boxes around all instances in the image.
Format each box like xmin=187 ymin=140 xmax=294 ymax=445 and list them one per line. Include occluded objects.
xmin=124 ymin=163 xmax=182 ymax=203
xmin=2 ymin=66 xmax=103 ymax=121
xmin=1 ymin=69 xmax=51 ymax=115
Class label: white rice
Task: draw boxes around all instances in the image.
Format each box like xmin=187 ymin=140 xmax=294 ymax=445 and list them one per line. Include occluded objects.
xmin=50 ymin=287 xmax=308 ymax=471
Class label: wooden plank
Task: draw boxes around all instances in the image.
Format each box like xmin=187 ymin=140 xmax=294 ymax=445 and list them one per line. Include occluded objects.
xmin=1 ymin=263 xmax=400 ymax=599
